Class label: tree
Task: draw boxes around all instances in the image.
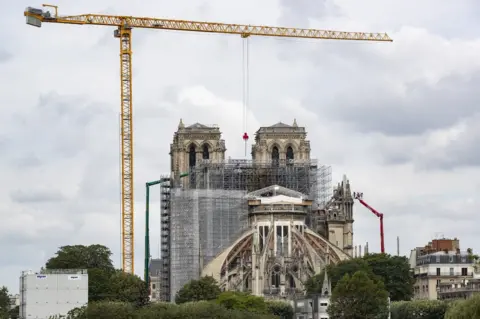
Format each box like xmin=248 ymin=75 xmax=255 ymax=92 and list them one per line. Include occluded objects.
xmin=0 ymin=286 xmax=10 ymax=319
xmin=46 ymin=244 xmax=114 ymax=271
xmin=363 ymin=253 xmax=414 ymax=301
xmin=305 ymin=254 xmax=414 ymax=301
xmin=216 ymin=291 xmax=268 ymax=315
xmin=305 ymin=258 xmax=375 ymax=294
xmin=87 ymin=268 xmax=116 ymax=302
xmin=9 ymin=306 xmax=19 ymax=319
xmin=175 ymin=276 xmax=221 ymax=304
xmin=265 ymin=300 xmax=294 ymax=319
xmin=445 ymin=294 xmax=480 ymax=319
xmin=328 ymin=271 xmax=389 ymax=319
xmin=45 ymin=244 xmax=148 ymax=306
xmin=390 ymin=300 xmax=449 ymax=319
xmin=108 ymin=270 xmax=149 ymax=307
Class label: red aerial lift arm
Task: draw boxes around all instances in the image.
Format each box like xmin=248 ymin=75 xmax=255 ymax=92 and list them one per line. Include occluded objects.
xmin=353 ymin=192 xmax=385 ymax=253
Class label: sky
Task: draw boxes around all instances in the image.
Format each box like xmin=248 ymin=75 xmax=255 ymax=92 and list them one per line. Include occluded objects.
xmin=1 ymin=0 xmax=479 ymax=293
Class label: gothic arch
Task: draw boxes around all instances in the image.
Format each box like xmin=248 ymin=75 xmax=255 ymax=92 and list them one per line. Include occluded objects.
xmin=200 ymin=141 xmax=214 ymax=150
xmin=202 ymin=144 xmax=210 ymax=160
xmin=267 ymin=142 xmax=283 ymax=153
xmin=184 ymin=141 xmax=201 ymax=151
xmin=283 ymin=141 xmax=299 ymax=153
xmin=271 ymin=146 xmax=280 ymax=163
xmin=188 ymin=144 xmax=197 ymax=168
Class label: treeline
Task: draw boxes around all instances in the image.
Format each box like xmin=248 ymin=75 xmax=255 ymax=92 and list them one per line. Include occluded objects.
xmin=390 ymin=296 xmax=480 ymax=319
xmin=53 ymin=291 xmax=292 ymax=319
xmin=14 ymin=244 xmax=480 ymax=319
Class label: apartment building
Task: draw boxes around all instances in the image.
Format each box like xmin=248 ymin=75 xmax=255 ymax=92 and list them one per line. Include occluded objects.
xmin=410 ymin=238 xmax=475 ymax=300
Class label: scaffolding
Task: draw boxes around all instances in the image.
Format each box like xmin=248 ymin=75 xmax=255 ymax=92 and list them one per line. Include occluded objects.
xmin=159 ymin=178 xmax=171 ymax=302
xmin=184 ymin=159 xmax=331 ymax=204
xmin=161 ymin=158 xmax=332 ymax=301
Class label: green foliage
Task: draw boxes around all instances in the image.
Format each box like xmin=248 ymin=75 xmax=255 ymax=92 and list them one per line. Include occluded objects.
xmin=305 ymin=258 xmax=376 ymax=294
xmin=85 ymin=301 xmax=136 ymax=319
xmin=390 ymin=300 xmax=449 ymax=319
xmin=328 ymin=270 xmax=389 ymax=319
xmin=265 ymin=300 xmax=294 ymax=319
xmin=87 ymin=269 xmax=148 ymax=306
xmin=174 ymin=276 xmax=221 ymax=304
xmin=87 ymin=268 xmax=116 ymax=301
xmin=46 ymin=244 xmax=114 ymax=271
xmin=363 ymin=253 xmax=414 ymax=301
xmin=135 ymin=302 xmax=179 ymax=318
xmin=108 ymin=270 xmax=150 ymax=307
xmin=305 ymin=254 xmax=414 ymax=301
xmin=69 ymin=300 xmax=277 ymax=319
xmin=0 ymin=286 xmax=10 ymax=319
xmin=445 ymin=294 xmax=480 ymax=319
xmin=46 ymin=244 xmax=148 ymax=306
xmin=216 ymin=291 xmax=268 ymax=314
xmin=9 ymin=305 xmax=19 ymax=319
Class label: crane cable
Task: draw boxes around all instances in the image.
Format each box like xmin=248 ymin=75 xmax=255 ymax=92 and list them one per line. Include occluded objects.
xmin=242 ymin=37 xmax=250 ymax=157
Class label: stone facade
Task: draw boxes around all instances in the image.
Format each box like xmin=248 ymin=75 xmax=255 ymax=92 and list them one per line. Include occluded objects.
xmin=251 ymin=120 xmax=311 ymax=162
xmin=169 ymin=120 xmax=226 ymax=182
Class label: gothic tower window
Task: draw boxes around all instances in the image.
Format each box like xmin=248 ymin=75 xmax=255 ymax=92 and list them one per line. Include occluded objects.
xmin=202 ymin=144 xmax=209 ymax=160
xmin=189 ymin=145 xmax=196 ymax=167
xmin=272 ymin=146 xmax=279 ymax=166
xmin=286 ymin=146 xmax=294 ymax=164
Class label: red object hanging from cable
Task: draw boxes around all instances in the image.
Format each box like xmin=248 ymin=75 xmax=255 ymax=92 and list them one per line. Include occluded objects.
xmin=242 ymin=132 xmax=249 ymax=141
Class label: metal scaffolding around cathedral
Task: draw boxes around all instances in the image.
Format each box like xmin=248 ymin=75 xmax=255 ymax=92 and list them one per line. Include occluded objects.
xmin=159 ymin=119 xmax=354 ymax=302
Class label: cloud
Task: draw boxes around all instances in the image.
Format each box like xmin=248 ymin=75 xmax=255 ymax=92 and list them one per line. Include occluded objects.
xmin=0 ymin=0 xmax=479 ymax=294
xmin=10 ymin=189 xmax=66 ymax=203
xmin=0 ymin=50 xmax=11 ymax=63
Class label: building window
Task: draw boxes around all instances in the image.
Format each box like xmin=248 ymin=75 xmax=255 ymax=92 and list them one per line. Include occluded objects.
xmin=272 ymin=146 xmax=279 ymax=166
xmin=152 ymin=284 xmax=156 ymax=289
xmin=202 ymin=144 xmax=209 ymax=160
xmin=286 ymin=146 xmax=294 ymax=164
xmin=450 ymin=268 xmax=454 ymax=276
xmin=437 ymin=268 xmax=440 ymax=276
xmin=189 ymin=145 xmax=196 ymax=167
xmin=462 ymin=268 xmax=468 ymax=276
xmin=436 ymin=255 xmax=440 ymax=263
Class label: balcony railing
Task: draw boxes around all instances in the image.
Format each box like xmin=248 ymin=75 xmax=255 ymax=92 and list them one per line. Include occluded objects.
xmin=438 ymin=286 xmax=480 ymax=293
xmin=415 ymin=271 xmax=473 ymax=277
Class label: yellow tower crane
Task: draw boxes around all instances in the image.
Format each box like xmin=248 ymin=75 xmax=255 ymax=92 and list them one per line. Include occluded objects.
xmin=24 ymin=4 xmax=392 ymax=274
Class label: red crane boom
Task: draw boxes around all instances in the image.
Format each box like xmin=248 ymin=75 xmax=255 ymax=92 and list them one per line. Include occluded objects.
xmin=353 ymin=192 xmax=385 ymax=253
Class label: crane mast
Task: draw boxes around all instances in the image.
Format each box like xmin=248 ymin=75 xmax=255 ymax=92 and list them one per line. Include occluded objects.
xmin=354 ymin=192 xmax=385 ymax=253
xmin=24 ymin=4 xmax=392 ymax=274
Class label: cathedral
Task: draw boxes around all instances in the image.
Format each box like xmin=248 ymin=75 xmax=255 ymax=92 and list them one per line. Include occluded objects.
xmin=157 ymin=119 xmax=354 ymax=303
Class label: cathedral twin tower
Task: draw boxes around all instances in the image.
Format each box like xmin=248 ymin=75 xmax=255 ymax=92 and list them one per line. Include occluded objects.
xmin=169 ymin=119 xmax=311 ymax=177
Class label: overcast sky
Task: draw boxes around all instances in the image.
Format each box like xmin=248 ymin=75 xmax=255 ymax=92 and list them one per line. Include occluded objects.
xmin=1 ymin=0 xmax=479 ymax=293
